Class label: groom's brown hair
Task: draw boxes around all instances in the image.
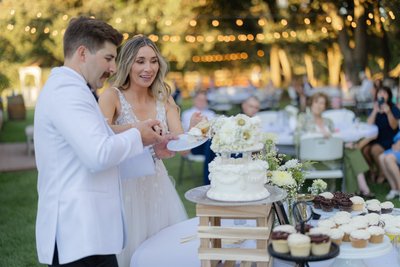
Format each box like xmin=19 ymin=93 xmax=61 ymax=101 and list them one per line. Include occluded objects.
xmin=63 ymin=16 xmax=123 ymax=59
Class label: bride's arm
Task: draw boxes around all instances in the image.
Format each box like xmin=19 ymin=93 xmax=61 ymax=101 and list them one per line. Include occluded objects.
xmin=98 ymin=88 xmax=132 ymax=133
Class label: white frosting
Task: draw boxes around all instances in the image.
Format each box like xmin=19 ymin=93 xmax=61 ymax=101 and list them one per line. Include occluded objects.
xmin=367 ymin=203 xmax=381 ymax=212
xmin=364 ymin=213 xmax=380 ymax=225
xmin=381 ymin=201 xmax=394 ymax=209
xmin=329 ymin=228 xmax=344 ymax=239
xmin=367 ymin=226 xmax=385 ymax=235
xmin=273 ymin=225 xmax=296 ymax=233
xmin=288 ymin=233 xmax=310 ymax=245
xmin=333 ymin=216 xmax=350 ymax=225
xmin=334 ymin=211 xmax=352 ymax=219
xmin=385 ymin=226 xmax=400 ymax=235
xmin=319 ymin=192 xmax=334 ymax=199
xmin=384 ymin=218 xmax=400 ymax=228
xmin=339 ymin=224 xmax=356 ymax=234
xmin=187 ymin=127 xmax=202 ymax=137
xmin=350 ymin=196 xmax=365 ymax=204
xmin=317 ymin=219 xmax=336 ymax=229
xmin=380 ymin=214 xmax=395 ymax=222
xmin=309 ymin=227 xmax=330 ymax=235
xmin=206 ymin=156 xmax=270 ymax=201
xmin=350 ymin=229 xmax=371 ymax=240
xmin=366 ymin=199 xmax=380 ymax=206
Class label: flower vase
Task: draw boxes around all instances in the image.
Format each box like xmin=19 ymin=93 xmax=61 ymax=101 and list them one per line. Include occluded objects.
xmin=286 ymin=196 xmax=296 ymax=225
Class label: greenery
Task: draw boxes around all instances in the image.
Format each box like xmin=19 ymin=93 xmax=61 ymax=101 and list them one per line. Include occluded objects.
xmin=1 ymin=101 xmax=400 ymax=266
xmin=0 ymin=0 xmax=399 ymax=92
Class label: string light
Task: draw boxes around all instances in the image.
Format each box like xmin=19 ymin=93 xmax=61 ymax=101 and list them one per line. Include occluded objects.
xmin=236 ymin=19 xmax=243 ymax=26
xmin=115 ymin=18 xmax=122 ymax=24
xmin=326 ymin=17 xmax=332 ymax=23
xmin=165 ymin=19 xmax=172 ymax=26
xmin=304 ymin=18 xmax=310 ymax=25
xmin=212 ymin=20 xmax=219 ymax=27
xmin=7 ymin=24 xmax=14 ymax=31
xmin=140 ymin=18 xmax=147 ymax=24
xmin=347 ymin=15 xmax=353 ymax=22
xmin=258 ymin=18 xmax=265 ymax=26
xmin=281 ymin=19 xmax=288 ymax=26
xmin=189 ymin=19 xmax=197 ymax=27
xmin=36 ymin=12 xmax=42 ymax=18
xmin=62 ymin=14 xmax=69 ymax=21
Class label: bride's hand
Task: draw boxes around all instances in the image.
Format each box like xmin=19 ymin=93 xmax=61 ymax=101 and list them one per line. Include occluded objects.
xmin=153 ymin=133 xmax=178 ymax=159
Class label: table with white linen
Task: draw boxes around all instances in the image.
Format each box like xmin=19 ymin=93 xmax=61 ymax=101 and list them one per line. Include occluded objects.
xmin=130 ymin=217 xmax=399 ymax=267
xmin=262 ymin=122 xmax=378 ymax=146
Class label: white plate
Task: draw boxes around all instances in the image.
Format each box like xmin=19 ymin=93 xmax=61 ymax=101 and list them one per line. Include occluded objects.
xmin=167 ymin=134 xmax=208 ymax=152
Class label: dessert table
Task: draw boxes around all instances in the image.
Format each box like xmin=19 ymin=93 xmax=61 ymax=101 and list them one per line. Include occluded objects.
xmin=130 ymin=217 xmax=399 ymax=267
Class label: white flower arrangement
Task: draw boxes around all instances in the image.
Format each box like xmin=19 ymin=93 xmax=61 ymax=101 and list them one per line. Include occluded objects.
xmin=270 ymin=171 xmax=296 ymax=187
xmin=210 ymin=114 xmax=262 ymax=153
xmin=308 ymin=179 xmax=327 ymax=195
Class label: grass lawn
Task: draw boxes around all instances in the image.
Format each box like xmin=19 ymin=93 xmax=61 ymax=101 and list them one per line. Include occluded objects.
xmin=0 ymin=101 xmax=398 ymax=266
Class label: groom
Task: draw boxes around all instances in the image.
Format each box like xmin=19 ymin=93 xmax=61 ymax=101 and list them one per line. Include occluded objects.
xmin=34 ymin=17 xmax=173 ymax=266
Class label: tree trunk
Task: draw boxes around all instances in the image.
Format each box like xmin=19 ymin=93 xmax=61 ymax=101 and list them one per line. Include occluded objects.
xmin=338 ymin=29 xmax=358 ymax=85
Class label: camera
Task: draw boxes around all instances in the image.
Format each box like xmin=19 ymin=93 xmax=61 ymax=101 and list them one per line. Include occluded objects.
xmin=378 ymin=97 xmax=385 ymax=108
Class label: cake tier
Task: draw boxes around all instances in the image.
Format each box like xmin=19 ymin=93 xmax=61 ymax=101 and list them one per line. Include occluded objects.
xmin=207 ymin=157 xmax=270 ymax=202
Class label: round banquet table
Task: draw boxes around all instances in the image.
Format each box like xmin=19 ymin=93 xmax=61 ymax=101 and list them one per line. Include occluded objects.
xmin=130 ymin=217 xmax=399 ymax=267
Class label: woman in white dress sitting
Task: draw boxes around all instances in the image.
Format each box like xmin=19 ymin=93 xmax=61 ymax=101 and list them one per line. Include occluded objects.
xmin=99 ymin=34 xmax=202 ymax=267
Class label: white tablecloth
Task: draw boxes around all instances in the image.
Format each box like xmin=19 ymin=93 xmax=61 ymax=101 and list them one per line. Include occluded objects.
xmin=262 ymin=122 xmax=378 ymax=146
xmin=130 ymin=217 xmax=399 ymax=267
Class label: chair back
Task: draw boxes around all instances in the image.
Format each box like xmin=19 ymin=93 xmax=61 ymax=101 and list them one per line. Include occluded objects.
xmin=322 ymin=109 xmax=355 ymax=128
xmin=299 ymin=136 xmax=343 ymax=161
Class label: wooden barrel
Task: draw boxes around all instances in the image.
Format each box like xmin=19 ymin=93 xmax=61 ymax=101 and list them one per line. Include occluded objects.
xmin=7 ymin=94 xmax=26 ymax=120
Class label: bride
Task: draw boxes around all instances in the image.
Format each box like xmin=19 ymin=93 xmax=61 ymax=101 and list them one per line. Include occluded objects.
xmin=99 ymin=34 xmax=202 ymax=267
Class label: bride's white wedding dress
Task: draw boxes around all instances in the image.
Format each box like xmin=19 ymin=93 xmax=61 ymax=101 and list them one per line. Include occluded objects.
xmin=113 ymin=88 xmax=188 ymax=267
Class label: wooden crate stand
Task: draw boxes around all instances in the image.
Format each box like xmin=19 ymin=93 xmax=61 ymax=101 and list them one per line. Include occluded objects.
xmin=196 ymin=203 xmax=275 ymax=267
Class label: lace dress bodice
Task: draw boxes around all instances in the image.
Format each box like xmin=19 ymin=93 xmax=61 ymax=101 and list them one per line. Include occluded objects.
xmin=113 ymin=87 xmax=167 ymax=129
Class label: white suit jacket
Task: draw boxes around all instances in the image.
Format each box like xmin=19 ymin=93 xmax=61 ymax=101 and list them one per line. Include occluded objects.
xmin=34 ymin=67 xmax=149 ymax=264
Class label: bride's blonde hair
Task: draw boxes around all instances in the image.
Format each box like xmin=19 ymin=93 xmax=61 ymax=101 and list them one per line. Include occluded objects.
xmin=113 ymin=34 xmax=171 ymax=102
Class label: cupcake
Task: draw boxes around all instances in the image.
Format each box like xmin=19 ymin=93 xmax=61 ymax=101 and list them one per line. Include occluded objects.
xmin=288 ymin=233 xmax=311 ymax=257
xmin=350 ymin=216 xmax=369 ymax=229
xmin=329 ymin=228 xmax=345 ymax=245
xmin=321 ymin=198 xmax=334 ymax=212
xmin=309 ymin=234 xmax=331 ymax=256
xmin=339 ymin=224 xmax=356 ymax=242
xmin=367 ymin=226 xmax=385 ymax=244
xmin=338 ymin=198 xmax=353 ymax=212
xmin=271 ymin=225 xmax=296 ymax=253
xmin=334 ymin=211 xmax=352 ymax=219
xmin=350 ymin=229 xmax=371 ymax=248
xmin=319 ymin=192 xmax=334 ymax=199
xmin=381 ymin=201 xmax=394 ymax=214
xmin=385 ymin=226 xmax=400 ymax=241
xmin=333 ymin=215 xmax=351 ymax=227
xmin=366 ymin=199 xmax=380 ymax=206
xmin=367 ymin=203 xmax=381 ymax=214
xmin=350 ymin=196 xmax=365 ymax=211
xmin=313 ymin=195 xmax=324 ymax=209
xmin=309 ymin=226 xmax=331 ymax=236
xmin=317 ymin=219 xmax=336 ymax=229
xmin=295 ymin=223 xmax=313 ymax=234
xmin=364 ymin=213 xmax=380 ymax=226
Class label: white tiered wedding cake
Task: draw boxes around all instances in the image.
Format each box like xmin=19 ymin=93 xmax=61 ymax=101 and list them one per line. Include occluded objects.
xmin=206 ymin=114 xmax=270 ymax=201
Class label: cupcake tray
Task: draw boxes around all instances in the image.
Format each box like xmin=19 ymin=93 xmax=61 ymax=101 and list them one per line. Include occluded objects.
xmin=336 ymin=235 xmax=392 ymax=259
xmin=268 ymin=242 xmax=339 ymax=267
xmin=312 ymin=207 xmax=366 ymax=219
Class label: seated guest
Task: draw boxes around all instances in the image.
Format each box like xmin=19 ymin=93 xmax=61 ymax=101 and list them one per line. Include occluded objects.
xmin=241 ymin=96 xmax=261 ymax=117
xmin=296 ymin=93 xmax=373 ymax=196
xmin=363 ymin=86 xmax=400 ymax=184
xmin=379 ymin=132 xmax=400 ymax=200
xmin=182 ymin=91 xmax=216 ymax=185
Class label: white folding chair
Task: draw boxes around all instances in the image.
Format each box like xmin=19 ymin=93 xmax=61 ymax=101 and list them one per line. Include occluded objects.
xmin=322 ymin=108 xmax=355 ymax=129
xmin=299 ymin=136 xmax=344 ymax=191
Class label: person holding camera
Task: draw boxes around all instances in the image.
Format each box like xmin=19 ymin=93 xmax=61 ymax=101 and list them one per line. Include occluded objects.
xmin=362 ymin=86 xmax=400 ymax=185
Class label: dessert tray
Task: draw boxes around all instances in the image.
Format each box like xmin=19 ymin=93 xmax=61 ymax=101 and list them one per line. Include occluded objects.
xmin=331 ymin=235 xmax=392 ymax=267
xmin=184 ymin=185 xmax=287 ymax=206
xmin=268 ymin=242 xmax=340 ymax=267
xmin=167 ymin=134 xmax=208 ymax=151
xmin=312 ymin=207 xmax=367 ymax=219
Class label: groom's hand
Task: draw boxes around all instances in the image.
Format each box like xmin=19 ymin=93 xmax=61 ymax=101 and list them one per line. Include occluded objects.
xmin=135 ymin=119 xmax=165 ymax=146
xmin=153 ymin=133 xmax=177 ymax=159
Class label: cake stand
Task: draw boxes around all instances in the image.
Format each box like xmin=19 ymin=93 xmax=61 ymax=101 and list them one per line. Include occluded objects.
xmin=331 ymin=236 xmax=392 ymax=267
xmin=185 ymin=184 xmax=287 ymax=206
xmin=268 ymin=243 xmax=340 ymax=267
